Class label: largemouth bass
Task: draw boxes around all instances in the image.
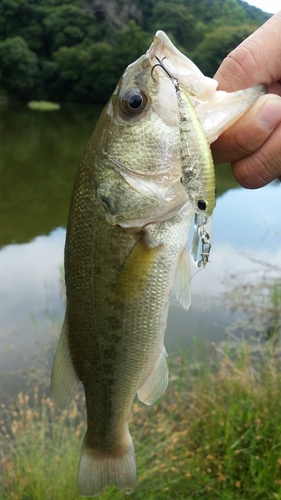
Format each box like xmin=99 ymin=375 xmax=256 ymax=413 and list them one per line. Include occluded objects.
xmin=51 ymin=31 xmax=266 ymax=496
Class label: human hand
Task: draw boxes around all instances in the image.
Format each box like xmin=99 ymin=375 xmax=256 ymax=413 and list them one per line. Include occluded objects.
xmin=211 ymin=10 xmax=281 ymax=188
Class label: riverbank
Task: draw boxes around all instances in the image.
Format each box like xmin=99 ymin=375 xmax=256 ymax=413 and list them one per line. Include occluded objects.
xmin=1 ymin=335 xmax=281 ymax=500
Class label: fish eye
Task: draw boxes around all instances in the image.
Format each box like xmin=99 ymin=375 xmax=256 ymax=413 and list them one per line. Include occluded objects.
xmin=120 ymin=90 xmax=148 ymax=116
xmin=197 ymin=199 xmax=207 ymax=211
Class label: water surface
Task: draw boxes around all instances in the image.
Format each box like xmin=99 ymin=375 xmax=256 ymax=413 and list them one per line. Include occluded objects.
xmin=1 ymin=103 xmax=280 ymax=397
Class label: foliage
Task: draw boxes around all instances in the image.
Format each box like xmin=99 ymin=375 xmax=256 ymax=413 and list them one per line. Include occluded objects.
xmin=45 ymin=21 xmax=150 ymax=103
xmin=0 ymin=0 xmax=271 ymax=103
xmin=43 ymin=4 xmax=98 ymax=53
xmin=193 ymin=24 xmax=258 ymax=77
xmin=148 ymin=2 xmax=205 ymax=50
xmin=51 ymin=41 xmax=116 ymax=103
xmin=0 ymin=36 xmax=38 ymax=99
xmin=213 ymin=0 xmax=247 ymax=27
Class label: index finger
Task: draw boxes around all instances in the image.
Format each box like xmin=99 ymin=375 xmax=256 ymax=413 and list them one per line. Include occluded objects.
xmin=214 ymin=11 xmax=281 ymax=92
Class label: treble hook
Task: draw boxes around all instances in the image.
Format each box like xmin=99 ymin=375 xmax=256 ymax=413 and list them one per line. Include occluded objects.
xmin=151 ymin=55 xmax=179 ymax=90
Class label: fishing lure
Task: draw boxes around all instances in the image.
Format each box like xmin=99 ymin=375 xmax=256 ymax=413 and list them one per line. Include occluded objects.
xmin=152 ymin=55 xmax=216 ymax=268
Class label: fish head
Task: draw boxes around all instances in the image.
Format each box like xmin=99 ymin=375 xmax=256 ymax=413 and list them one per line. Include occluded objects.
xmin=93 ymin=45 xmax=189 ymax=229
xmin=92 ymin=30 xmax=265 ymax=230
xmin=93 ymin=30 xmax=219 ymax=230
xmin=111 ymin=53 xmax=177 ymax=126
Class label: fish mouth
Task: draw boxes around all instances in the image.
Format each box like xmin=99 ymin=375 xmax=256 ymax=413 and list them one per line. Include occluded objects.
xmin=148 ymin=31 xmax=217 ymax=103
xmin=148 ymin=31 xmax=266 ymax=144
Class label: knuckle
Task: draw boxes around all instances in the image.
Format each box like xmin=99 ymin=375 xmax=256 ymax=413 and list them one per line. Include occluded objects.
xmin=218 ymin=42 xmax=264 ymax=90
xmin=233 ymin=140 xmax=281 ymax=189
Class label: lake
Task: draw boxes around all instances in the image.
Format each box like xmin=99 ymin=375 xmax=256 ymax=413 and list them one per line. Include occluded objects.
xmin=0 ymin=103 xmax=280 ymax=399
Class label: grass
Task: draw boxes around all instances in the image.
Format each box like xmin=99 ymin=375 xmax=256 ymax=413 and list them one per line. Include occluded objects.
xmin=1 ymin=264 xmax=280 ymax=499
xmin=2 ymin=338 xmax=281 ymax=500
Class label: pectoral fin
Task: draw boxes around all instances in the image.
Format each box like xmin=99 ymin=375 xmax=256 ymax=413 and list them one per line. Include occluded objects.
xmin=137 ymin=349 xmax=168 ymax=405
xmin=174 ymin=248 xmax=191 ymax=311
xmin=115 ymin=238 xmax=162 ymax=302
xmin=51 ymin=319 xmax=80 ymax=411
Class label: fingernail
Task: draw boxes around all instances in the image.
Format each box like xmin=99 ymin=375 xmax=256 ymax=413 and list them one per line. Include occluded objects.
xmin=258 ymin=97 xmax=281 ymax=131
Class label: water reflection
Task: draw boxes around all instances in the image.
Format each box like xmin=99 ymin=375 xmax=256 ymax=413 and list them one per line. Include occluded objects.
xmin=0 ymin=103 xmax=103 ymax=245
xmin=0 ymin=103 xmax=280 ymax=395
xmin=0 ymin=229 xmax=65 ymax=372
xmin=214 ymin=185 xmax=281 ymax=250
xmin=166 ymin=182 xmax=281 ymax=352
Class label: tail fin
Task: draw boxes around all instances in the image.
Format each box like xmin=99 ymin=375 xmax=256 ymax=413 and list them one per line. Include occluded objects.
xmin=77 ymin=433 xmax=136 ymax=497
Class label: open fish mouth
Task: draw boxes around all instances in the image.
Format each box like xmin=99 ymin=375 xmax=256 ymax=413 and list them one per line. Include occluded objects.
xmin=148 ymin=30 xmax=266 ymax=144
xmin=148 ymin=30 xmax=218 ymax=103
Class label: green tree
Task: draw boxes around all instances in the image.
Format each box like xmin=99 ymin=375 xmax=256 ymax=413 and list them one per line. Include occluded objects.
xmin=186 ymin=0 xmax=226 ymax=24
xmin=50 ymin=42 xmax=117 ymax=103
xmin=149 ymin=1 xmax=205 ymax=50
xmin=193 ymin=24 xmax=257 ymax=76
xmin=0 ymin=0 xmax=48 ymax=55
xmin=0 ymin=36 xmax=39 ymax=99
xmin=0 ymin=0 xmax=33 ymax=40
xmin=236 ymin=0 xmax=271 ymax=23
xmin=213 ymin=0 xmax=246 ymax=27
xmin=0 ymin=0 xmax=270 ymax=103
xmin=113 ymin=20 xmax=151 ymax=70
xmin=43 ymin=4 xmax=97 ymax=53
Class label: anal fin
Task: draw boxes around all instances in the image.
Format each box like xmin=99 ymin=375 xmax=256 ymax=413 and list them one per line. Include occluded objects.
xmin=51 ymin=318 xmax=80 ymax=410
xmin=137 ymin=349 xmax=168 ymax=405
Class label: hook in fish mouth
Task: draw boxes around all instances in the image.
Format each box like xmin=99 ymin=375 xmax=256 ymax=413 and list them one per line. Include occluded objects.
xmin=151 ymin=55 xmax=180 ymax=90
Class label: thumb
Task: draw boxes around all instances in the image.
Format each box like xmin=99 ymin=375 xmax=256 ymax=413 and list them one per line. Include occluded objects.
xmin=214 ymin=11 xmax=281 ymax=91
xmin=211 ymin=94 xmax=281 ymax=188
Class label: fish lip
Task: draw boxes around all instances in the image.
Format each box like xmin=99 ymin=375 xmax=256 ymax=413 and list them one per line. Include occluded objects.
xmin=149 ymin=31 xmax=202 ymax=77
xmin=148 ymin=31 xmax=217 ymax=102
